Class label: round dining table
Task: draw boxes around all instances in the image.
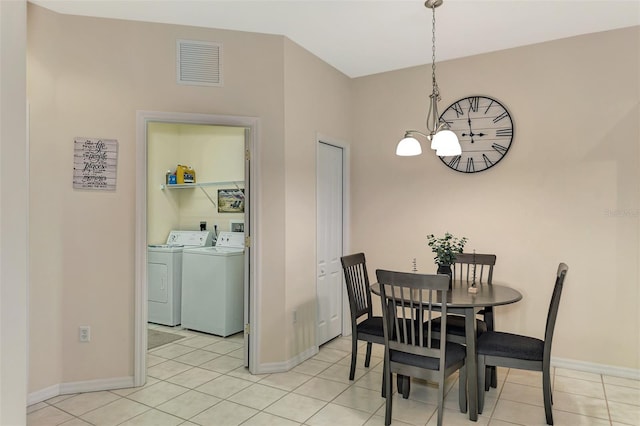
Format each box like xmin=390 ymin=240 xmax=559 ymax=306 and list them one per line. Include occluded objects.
xmin=370 ymin=280 xmax=522 ymax=422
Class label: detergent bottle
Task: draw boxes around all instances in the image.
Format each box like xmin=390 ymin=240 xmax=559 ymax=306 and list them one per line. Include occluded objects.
xmin=176 ymin=165 xmax=196 ymax=184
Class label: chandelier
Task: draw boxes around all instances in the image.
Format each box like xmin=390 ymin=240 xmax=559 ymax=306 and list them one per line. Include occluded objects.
xmin=396 ymin=0 xmax=461 ymax=157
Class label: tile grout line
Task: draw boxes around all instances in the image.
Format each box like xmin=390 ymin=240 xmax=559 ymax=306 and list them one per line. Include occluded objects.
xmin=134 ymin=350 xmax=337 ymax=425
xmin=601 ymin=372 xmax=614 ymax=426
xmin=486 ymin=367 xmax=508 ymax=424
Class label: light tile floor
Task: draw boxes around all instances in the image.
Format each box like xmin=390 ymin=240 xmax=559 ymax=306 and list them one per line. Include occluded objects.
xmin=28 ymin=325 xmax=640 ymax=426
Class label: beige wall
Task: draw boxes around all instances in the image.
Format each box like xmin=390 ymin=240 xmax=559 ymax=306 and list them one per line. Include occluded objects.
xmin=27 ymin=4 xmax=290 ymax=391
xmin=352 ymin=27 xmax=640 ymax=369
xmin=27 ymin=3 xmax=353 ymax=394
xmin=147 ymin=123 xmax=244 ymax=244
xmin=283 ymin=38 xmax=352 ymax=359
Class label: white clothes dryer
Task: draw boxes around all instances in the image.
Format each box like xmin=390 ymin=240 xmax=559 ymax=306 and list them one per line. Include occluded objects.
xmin=147 ymin=230 xmax=212 ymax=326
xmin=181 ymin=232 xmax=245 ymax=336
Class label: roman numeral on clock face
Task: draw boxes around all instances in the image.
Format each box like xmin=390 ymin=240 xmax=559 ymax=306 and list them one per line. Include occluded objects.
xmin=496 ymin=128 xmax=513 ymax=137
xmin=483 ymin=100 xmax=495 ymax=114
xmin=493 ymin=112 xmax=509 ymax=123
xmin=452 ymin=102 xmax=464 ymax=117
xmin=492 ymin=143 xmax=508 ymax=155
xmin=466 ymin=157 xmax=475 ymax=173
xmin=468 ymin=97 xmax=479 ymax=113
xmin=482 ymin=154 xmax=494 ymax=168
xmin=448 ymin=155 xmax=461 ymax=169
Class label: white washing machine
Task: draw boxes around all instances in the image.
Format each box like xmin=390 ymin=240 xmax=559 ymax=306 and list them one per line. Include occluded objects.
xmin=147 ymin=230 xmax=212 ymax=326
xmin=181 ymin=232 xmax=245 ymax=336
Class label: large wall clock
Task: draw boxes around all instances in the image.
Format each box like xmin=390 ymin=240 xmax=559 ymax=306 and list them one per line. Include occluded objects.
xmin=438 ymin=95 xmax=514 ymax=173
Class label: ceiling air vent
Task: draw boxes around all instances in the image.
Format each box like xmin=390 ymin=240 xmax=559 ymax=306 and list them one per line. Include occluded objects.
xmin=176 ymin=39 xmax=223 ymax=87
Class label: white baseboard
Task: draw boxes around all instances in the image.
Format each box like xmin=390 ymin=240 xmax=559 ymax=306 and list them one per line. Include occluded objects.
xmin=28 ymin=376 xmax=134 ymax=406
xmin=28 ymin=356 xmax=639 ymax=406
xmin=252 ymin=346 xmax=319 ymax=375
xmin=552 ymin=357 xmax=640 ymax=380
xmin=27 ymin=384 xmax=61 ymax=406
xmin=254 ymin=353 xmax=639 ymax=379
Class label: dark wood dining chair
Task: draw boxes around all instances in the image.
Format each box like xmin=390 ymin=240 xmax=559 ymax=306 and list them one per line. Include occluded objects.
xmin=456 ymin=253 xmax=498 ymax=390
xmin=452 ymin=253 xmax=497 ymax=329
xmin=433 ymin=252 xmax=497 ymax=389
xmin=340 ymin=253 xmax=384 ymax=381
xmin=477 ymin=263 xmax=568 ymax=425
xmin=376 ymin=269 xmax=467 ymax=426
xmin=451 ymin=253 xmax=497 ymax=334
xmin=451 ymin=253 xmax=496 ymax=284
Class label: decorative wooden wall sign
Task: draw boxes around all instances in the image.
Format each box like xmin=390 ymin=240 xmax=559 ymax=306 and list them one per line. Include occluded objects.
xmin=73 ymin=137 xmax=118 ymax=190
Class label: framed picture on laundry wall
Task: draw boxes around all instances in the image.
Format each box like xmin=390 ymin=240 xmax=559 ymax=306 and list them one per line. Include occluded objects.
xmin=218 ymin=189 xmax=245 ymax=213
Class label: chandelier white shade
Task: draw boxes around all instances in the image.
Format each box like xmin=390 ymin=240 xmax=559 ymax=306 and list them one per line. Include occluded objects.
xmin=396 ymin=136 xmax=423 ymax=156
xmin=432 ymin=129 xmax=461 ymax=156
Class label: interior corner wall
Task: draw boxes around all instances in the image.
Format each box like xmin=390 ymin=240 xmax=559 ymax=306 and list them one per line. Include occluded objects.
xmin=1 ymin=0 xmax=28 ymax=422
xmin=27 ymin=3 xmax=287 ymax=393
xmin=283 ymin=38 xmax=352 ymax=361
xmin=351 ymin=26 xmax=640 ymax=370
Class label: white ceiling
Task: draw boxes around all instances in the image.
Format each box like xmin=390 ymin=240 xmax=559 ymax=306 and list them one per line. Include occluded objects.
xmin=30 ymin=0 xmax=640 ymax=78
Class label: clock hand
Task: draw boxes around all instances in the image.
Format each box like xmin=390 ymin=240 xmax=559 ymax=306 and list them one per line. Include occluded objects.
xmin=466 ymin=117 xmax=475 ymax=143
xmin=462 ymin=118 xmax=488 ymax=143
xmin=462 ymin=131 xmax=487 ymax=140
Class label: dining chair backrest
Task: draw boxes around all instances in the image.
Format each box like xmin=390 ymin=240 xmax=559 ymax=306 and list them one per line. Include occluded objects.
xmin=341 ymin=253 xmax=373 ymax=320
xmin=476 ymin=262 xmax=568 ymax=424
xmin=376 ymin=270 xmax=450 ymax=364
xmin=543 ymin=262 xmax=568 ymax=365
xmin=452 ymin=253 xmax=496 ymax=284
xmin=341 ymin=253 xmax=386 ymax=382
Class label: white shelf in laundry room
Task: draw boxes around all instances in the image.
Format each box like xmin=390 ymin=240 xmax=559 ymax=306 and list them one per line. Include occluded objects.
xmin=160 ymin=180 xmax=244 ymax=190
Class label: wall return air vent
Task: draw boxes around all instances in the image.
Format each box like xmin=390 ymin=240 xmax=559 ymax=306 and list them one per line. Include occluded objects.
xmin=177 ymin=39 xmax=223 ymax=87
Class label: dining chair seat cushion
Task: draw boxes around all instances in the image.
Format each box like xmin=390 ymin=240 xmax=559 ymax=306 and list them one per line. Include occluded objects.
xmin=390 ymin=340 xmax=466 ymax=370
xmin=432 ymin=315 xmax=488 ymax=337
xmin=477 ymin=331 xmax=544 ymax=361
xmin=356 ymin=316 xmax=385 ymax=337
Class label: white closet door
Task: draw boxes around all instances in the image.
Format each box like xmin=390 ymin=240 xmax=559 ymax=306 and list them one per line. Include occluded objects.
xmin=316 ymin=142 xmax=343 ymax=346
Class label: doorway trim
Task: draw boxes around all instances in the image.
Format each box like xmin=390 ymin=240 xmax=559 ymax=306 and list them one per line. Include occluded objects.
xmin=316 ymin=133 xmax=352 ymax=338
xmin=135 ymin=110 xmax=259 ymax=386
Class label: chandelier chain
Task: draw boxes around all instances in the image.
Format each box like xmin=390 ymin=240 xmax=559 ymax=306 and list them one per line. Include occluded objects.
xmin=431 ymin=5 xmax=439 ymax=100
xmin=426 ymin=3 xmax=440 ymax=135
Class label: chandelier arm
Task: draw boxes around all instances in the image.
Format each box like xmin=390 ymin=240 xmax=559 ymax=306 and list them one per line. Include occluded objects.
xmin=436 ymin=121 xmax=449 ymax=132
xmin=404 ymin=130 xmax=430 ymax=139
xmin=428 ymin=94 xmax=441 ymax=135
xmin=426 ymin=96 xmax=436 ymax=134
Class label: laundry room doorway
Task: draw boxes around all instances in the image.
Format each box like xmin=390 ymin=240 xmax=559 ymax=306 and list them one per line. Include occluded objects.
xmin=135 ymin=111 xmax=259 ymax=386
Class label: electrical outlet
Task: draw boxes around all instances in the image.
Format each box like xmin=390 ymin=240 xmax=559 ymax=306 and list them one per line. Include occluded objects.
xmin=79 ymin=326 xmax=91 ymax=342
